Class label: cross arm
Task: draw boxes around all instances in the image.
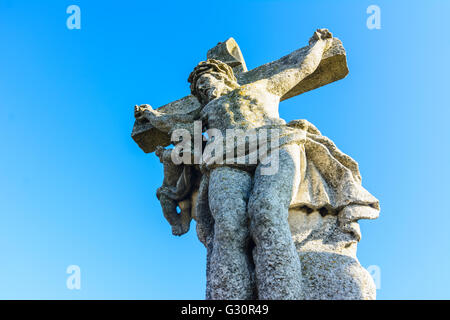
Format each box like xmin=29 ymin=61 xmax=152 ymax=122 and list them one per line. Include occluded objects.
xmin=131 ymin=95 xmax=202 ymax=153
xmin=237 ymin=37 xmax=348 ymax=101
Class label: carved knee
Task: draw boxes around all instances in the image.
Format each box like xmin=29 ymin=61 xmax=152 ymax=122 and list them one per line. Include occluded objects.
xmin=249 ymin=194 xmax=285 ymax=225
xmin=248 ymin=194 xmax=290 ymax=244
xmin=213 ymin=212 xmax=248 ymax=246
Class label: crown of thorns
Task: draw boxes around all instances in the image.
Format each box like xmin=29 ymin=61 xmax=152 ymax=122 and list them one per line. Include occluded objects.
xmin=188 ymin=59 xmax=237 ymax=96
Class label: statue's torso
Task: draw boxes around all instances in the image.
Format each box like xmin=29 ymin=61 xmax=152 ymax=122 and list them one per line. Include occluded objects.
xmin=200 ymin=82 xmax=285 ymax=134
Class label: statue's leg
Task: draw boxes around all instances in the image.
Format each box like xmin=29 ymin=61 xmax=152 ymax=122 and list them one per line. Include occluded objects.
xmin=208 ymin=166 xmax=255 ymax=300
xmin=248 ymin=143 xmax=302 ymax=300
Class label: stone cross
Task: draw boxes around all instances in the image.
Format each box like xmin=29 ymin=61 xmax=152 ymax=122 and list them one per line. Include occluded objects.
xmin=131 ymin=37 xmax=348 ymax=153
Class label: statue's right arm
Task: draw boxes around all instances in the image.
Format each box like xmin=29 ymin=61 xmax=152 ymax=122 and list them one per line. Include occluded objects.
xmin=135 ymin=104 xmax=199 ymax=133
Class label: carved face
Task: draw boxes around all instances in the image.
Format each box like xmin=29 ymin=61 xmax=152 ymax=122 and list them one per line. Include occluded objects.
xmin=194 ymin=72 xmax=236 ymax=104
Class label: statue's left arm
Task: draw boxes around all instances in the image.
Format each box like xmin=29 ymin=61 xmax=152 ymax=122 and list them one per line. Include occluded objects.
xmin=238 ymin=29 xmax=333 ymax=97
xmin=263 ymin=29 xmax=333 ymax=97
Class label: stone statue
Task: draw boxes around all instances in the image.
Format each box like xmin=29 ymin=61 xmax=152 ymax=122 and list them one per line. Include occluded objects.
xmin=132 ymin=29 xmax=380 ymax=300
xmin=154 ymin=146 xmax=193 ymax=236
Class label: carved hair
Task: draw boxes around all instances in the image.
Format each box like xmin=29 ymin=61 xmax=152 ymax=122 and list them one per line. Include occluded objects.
xmin=188 ymin=59 xmax=237 ymax=98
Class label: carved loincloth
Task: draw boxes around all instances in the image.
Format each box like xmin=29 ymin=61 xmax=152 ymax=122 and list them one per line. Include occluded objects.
xmin=194 ymin=119 xmax=380 ymax=247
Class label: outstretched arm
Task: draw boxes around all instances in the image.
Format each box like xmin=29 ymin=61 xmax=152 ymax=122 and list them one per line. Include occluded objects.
xmin=135 ymin=104 xmax=199 ymax=133
xmin=263 ymin=29 xmax=333 ymax=97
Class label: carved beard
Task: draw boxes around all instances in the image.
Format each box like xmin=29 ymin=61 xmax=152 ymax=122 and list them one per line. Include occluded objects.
xmin=206 ymin=87 xmax=220 ymax=101
xmin=198 ymin=81 xmax=238 ymax=106
xmin=198 ymin=86 xmax=223 ymax=106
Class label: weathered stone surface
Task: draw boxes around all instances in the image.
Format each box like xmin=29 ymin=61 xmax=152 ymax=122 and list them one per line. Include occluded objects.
xmin=131 ymin=29 xmax=379 ymax=300
xmin=131 ymin=95 xmax=201 ymax=153
xmin=289 ymin=209 xmax=376 ymax=299
xmin=155 ymin=146 xmax=194 ymax=236
xmin=132 ymin=36 xmax=348 ymax=154
xmin=237 ymin=38 xmax=348 ymax=101
xmin=131 ymin=121 xmax=170 ymax=154
xmin=207 ymin=37 xmax=248 ymax=75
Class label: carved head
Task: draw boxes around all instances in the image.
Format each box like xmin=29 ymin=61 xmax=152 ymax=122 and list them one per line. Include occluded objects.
xmin=188 ymin=59 xmax=238 ymax=105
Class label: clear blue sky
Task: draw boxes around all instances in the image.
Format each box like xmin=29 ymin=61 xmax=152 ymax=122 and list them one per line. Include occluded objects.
xmin=0 ymin=0 xmax=449 ymax=299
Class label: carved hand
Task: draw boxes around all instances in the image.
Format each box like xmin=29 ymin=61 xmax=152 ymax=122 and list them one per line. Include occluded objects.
xmin=134 ymin=104 xmax=153 ymax=122
xmin=309 ymin=28 xmax=333 ymax=45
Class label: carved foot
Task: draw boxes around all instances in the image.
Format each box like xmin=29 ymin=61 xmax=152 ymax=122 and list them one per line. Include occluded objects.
xmin=172 ymin=221 xmax=190 ymax=236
